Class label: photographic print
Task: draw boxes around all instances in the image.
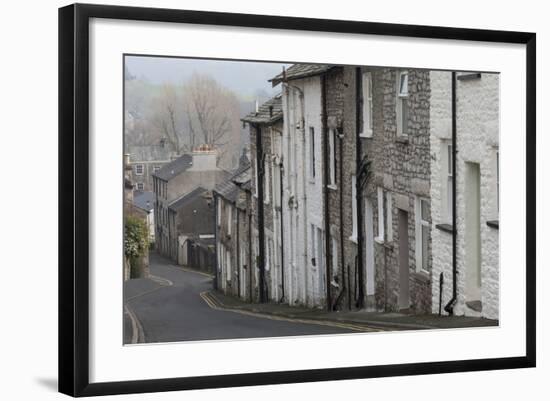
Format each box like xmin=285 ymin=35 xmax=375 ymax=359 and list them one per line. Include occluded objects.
xmin=122 ymin=57 xmax=500 ymax=344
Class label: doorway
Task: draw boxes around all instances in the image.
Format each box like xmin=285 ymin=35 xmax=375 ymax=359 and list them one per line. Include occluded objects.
xmin=465 ymin=162 xmax=481 ymax=308
xmin=398 ymin=209 xmax=410 ymax=310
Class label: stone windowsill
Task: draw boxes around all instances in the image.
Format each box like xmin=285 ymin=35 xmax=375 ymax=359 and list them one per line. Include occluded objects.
xmin=413 ymin=270 xmax=431 ymax=284
xmin=486 ymin=220 xmax=499 ymax=229
xmin=435 ymin=223 xmax=454 ymax=234
xmin=457 ymin=72 xmax=482 ymax=81
xmin=395 ymin=136 xmax=409 ymax=144
xmin=327 ymin=184 xmax=338 ymax=191
xmin=359 ymin=131 xmax=373 ymax=139
xmin=349 ymin=235 xmax=358 ymax=244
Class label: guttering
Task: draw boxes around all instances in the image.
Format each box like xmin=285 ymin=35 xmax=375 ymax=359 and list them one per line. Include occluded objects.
xmin=321 ymin=74 xmax=332 ymax=311
xmin=444 ymin=71 xmax=458 ymax=315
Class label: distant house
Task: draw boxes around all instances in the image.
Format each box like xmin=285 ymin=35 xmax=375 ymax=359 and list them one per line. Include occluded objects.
xmin=126 ymin=144 xmax=176 ymax=192
xmin=133 ymin=190 xmax=155 ymax=243
xmin=241 ymin=94 xmax=284 ymax=303
xmin=168 ymin=186 xmax=216 ymax=271
xmin=213 ymin=162 xmax=253 ymax=300
xmin=152 ymin=146 xmax=230 ymax=262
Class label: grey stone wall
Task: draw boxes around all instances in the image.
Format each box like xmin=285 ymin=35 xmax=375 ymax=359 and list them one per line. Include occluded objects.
xmin=370 ymin=68 xmax=432 ymax=313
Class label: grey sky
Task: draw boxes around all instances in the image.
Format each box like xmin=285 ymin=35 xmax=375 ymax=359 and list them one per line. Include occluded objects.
xmin=125 ymin=55 xmax=289 ymax=100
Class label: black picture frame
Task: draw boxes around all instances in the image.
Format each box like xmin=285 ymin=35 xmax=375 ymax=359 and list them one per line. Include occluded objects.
xmin=59 ymin=3 xmax=536 ymax=397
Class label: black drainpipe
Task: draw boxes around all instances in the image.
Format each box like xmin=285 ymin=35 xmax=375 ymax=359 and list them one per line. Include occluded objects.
xmin=248 ymin=203 xmax=253 ymax=303
xmin=279 ymin=159 xmax=285 ymax=303
xmin=444 ymin=71 xmax=457 ymax=315
xmin=355 ymin=67 xmax=365 ymax=309
xmin=321 ymin=74 xmax=332 ymax=311
xmin=338 ymin=126 xmax=350 ymax=311
xmin=236 ymin=204 xmax=240 ymax=297
xmin=255 ymin=123 xmax=267 ymax=303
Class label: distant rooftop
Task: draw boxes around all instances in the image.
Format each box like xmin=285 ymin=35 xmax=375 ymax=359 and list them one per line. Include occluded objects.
xmin=269 ymin=64 xmax=334 ymax=86
xmin=214 ymin=163 xmax=251 ymax=203
xmin=241 ymin=94 xmax=283 ymax=125
xmin=168 ymin=186 xmax=208 ymax=211
xmin=152 ymin=154 xmax=193 ymax=181
xmin=133 ymin=191 xmax=154 ymax=212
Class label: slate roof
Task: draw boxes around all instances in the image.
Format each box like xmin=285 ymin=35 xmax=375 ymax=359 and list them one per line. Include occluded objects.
xmin=213 ymin=163 xmax=251 ymax=203
xmin=269 ymin=64 xmax=333 ymax=86
xmin=241 ymin=94 xmax=283 ymax=125
xmin=168 ymin=186 xmax=208 ymax=211
xmin=152 ymin=154 xmax=193 ymax=181
xmin=133 ymin=191 xmax=154 ymax=212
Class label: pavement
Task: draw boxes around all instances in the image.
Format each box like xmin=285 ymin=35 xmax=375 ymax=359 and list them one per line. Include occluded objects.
xmin=124 ymin=252 xmax=498 ymax=344
xmin=209 ymin=292 xmax=499 ymax=331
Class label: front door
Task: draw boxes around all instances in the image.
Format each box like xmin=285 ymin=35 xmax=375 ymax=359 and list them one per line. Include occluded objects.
xmin=398 ymin=209 xmax=410 ymax=310
xmin=365 ymin=198 xmax=375 ymax=297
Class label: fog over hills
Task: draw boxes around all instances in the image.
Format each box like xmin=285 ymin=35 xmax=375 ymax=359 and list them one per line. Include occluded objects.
xmin=125 ymin=56 xmax=288 ymax=101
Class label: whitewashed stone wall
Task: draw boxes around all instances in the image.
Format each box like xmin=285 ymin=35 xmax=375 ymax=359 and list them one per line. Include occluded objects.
xmin=280 ymin=76 xmax=325 ymax=308
xmin=430 ymin=71 xmax=454 ymax=314
xmin=430 ymin=72 xmax=499 ymax=320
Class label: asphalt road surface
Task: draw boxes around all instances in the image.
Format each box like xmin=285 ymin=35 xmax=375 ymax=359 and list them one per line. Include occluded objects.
xmin=124 ymin=253 xmax=355 ymax=343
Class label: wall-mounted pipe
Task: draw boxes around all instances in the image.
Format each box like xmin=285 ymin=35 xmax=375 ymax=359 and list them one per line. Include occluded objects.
xmin=444 ymin=71 xmax=458 ymax=315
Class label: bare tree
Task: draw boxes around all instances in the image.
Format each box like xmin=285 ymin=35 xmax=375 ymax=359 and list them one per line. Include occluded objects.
xmin=183 ymin=73 xmax=241 ymax=168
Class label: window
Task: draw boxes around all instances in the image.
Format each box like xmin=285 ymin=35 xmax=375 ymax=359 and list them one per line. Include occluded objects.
xmin=254 ymin=157 xmax=259 ymax=198
xmin=351 ymin=175 xmax=357 ymax=241
xmin=376 ymin=187 xmax=385 ymax=241
xmin=331 ymin=236 xmax=338 ymax=281
xmin=396 ymin=71 xmax=409 ymax=136
xmin=415 ymin=198 xmax=430 ymax=273
xmin=309 ymin=127 xmax=316 ymax=179
xmin=217 ymin=198 xmax=221 ymax=227
xmin=496 ymin=149 xmax=500 ymax=216
xmin=266 ymin=238 xmax=272 ymax=272
xmin=273 ymin=163 xmax=281 ymax=208
xmin=226 ymin=249 xmax=231 ymax=281
xmin=153 ymin=165 xmax=161 ymax=173
xmin=226 ymin=204 xmax=232 ymax=236
xmin=362 ymin=72 xmax=373 ymax=137
xmin=386 ymin=191 xmax=393 ymax=241
xmin=442 ymin=141 xmax=454 ymax=222
xmin=328 ymin=128 xmax=337 ymax=186
xmin=136 ymin=182 xmax=144 ymax=191
xmin=264 ymin=157 xmax=270 ymax=204
xmin=135 ymin=164 xmax=144 ymax=175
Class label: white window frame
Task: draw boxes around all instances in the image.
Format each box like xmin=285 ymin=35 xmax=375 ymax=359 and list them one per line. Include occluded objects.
xmin=136 ymin=182 xmax=144 ymax=191
xmin=328 ymin=128 xmax=337 ymax=187
xmin=376 ymin=187 xmax=385 ymax=242
xmin=415 ymin=197 xmax=430 ymax=274
xmin=350 ymin=175 xmax=358 ymax=241
xmin=441 ymin=141 xmax=454 ymax=223
xmin=309 ymin=127 xmax=316 ymax=180
xmin=226 ymin=249 xmax=231 ymax=281
xmin=385 ymin=191 xmax=393 ymax=242
xmin=496 ymin=148 xmax=500 ymax=218
xmin=264 ymin=157 xmax=270 ymax=204
xmin=254 ymin=157 xmax=259 ymax=198
xmin=153 ymin=165 xmax=161 ymax=173
xmin=361 ymin=71 xmax=373 ymax=138
xmin=396 ymin=70 xmax=409 ymax=137
xmin=226 ymin=203 xmax=232 ymax=236
xmin=135 ymin=164 xmax=144 ymax=175
xmin=216 ymin=198 xmax=221 ymax=227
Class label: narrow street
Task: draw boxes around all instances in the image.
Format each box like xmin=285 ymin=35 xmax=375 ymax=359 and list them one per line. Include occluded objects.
xmin=124 ymin=253 xmax=356 ymax=344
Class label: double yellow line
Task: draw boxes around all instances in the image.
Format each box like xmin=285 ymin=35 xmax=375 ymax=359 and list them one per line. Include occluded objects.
xmin=200 ymin=291 xmax=384 ymax=333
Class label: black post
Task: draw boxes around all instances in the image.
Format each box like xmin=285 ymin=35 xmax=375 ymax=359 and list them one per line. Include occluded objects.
xmin=321 ymin=74 xmax=332 ymax=311
xmin=355 ymin=67 xmax=365 ymax=309
xmin=255 ymin=124 xmax=267 ymax=303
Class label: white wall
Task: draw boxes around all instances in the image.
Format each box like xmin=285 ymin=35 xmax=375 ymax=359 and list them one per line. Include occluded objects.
xmin=2 ymin=1 xmax=546 ymax=401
